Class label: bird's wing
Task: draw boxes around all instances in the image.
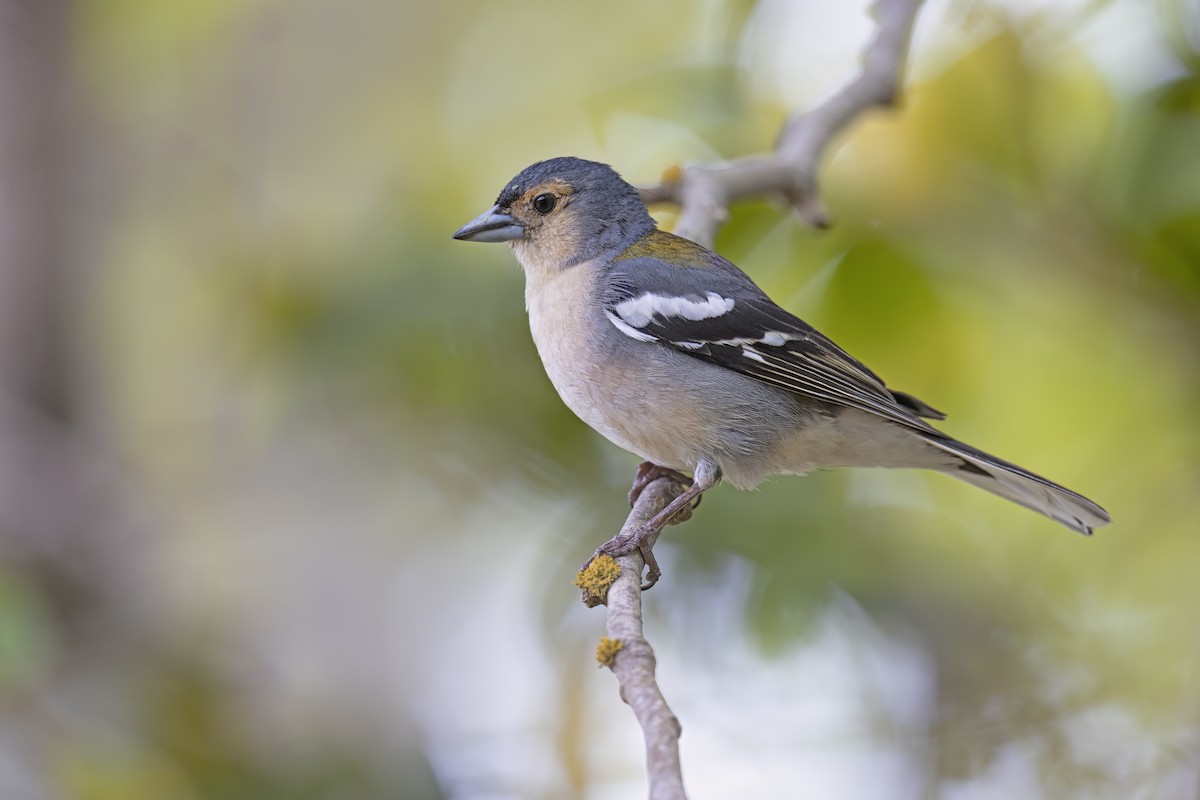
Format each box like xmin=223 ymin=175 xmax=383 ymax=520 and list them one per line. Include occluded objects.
xmin=603 ymin=250 xmax=941 ymax=433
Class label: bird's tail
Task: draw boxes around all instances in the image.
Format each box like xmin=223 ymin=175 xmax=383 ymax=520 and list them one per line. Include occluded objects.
xmin=923 ymin=436 xmax=1111 ymax=535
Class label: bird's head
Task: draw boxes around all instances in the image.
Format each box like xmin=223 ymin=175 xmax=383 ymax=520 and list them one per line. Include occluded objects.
xmin=452 ymin=157 xmax=655 ymax=274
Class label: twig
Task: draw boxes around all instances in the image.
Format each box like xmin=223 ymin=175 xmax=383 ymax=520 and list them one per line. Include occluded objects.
xmin=579 ymin=3 xmax=927 ymax=796
xmin=638 ymin=0 xmax=926 ymax=247
xmin=580 ymin=477 xmax=689 ymax=800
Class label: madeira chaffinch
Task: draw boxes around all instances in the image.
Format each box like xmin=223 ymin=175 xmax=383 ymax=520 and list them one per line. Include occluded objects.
xmin=453 ymin=157 xmax=1110 ymax=587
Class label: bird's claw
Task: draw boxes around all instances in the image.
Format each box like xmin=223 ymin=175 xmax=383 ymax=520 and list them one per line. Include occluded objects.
xmin=583 ymin=461 xmax=707 ymax=592
xmin=582 ymin=523 xmax=663 ymax=591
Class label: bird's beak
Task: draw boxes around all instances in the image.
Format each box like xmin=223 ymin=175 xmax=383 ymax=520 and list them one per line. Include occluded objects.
xmin=452 ymin=205 xmax=524 ymax=243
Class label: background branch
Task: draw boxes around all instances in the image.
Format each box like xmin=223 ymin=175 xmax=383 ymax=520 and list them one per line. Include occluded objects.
xmin=639 ymin=0 xmax=926 ymax=247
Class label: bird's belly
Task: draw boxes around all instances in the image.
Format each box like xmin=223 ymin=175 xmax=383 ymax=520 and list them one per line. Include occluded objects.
xmin=534 ymin=325 xmax=693 ymax=468
xmin=525 ymin=269 xmax=704 ymax=470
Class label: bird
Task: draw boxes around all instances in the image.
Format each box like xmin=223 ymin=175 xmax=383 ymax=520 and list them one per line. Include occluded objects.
xmin=452 ymin=156 xmax=1110 ymax=587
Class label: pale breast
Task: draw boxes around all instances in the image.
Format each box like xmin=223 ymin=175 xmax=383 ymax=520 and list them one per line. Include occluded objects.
xmin=523 ymin=262 xmax=659 ymax=458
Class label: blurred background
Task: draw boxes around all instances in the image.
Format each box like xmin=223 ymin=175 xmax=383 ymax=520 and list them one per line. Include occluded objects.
xmin=1 ymin=0 xmax=1198 ymax=797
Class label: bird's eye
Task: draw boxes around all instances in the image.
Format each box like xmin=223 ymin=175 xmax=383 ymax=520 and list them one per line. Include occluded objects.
xmin=532 ymin=193 xmax=557 ymax=214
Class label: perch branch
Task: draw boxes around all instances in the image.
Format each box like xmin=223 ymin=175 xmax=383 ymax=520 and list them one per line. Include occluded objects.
xmin=639 ymin=0 xmax=926 ymax=247
xmin=580 ymin=477 xmax=689 ymax=800
xmin=578 ymin=3 xmax=927 ymax=797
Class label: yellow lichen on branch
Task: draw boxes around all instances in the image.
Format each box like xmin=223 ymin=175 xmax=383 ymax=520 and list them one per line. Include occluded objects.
xmin=595 ymin=637 xmax=623 ymax=668
xmin=575 ymin=554 xmax=621 ymax=605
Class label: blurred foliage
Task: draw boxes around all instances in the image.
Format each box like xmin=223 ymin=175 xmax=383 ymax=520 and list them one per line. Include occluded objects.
xmin=0 ymin=0 xmax=1198 ymax=797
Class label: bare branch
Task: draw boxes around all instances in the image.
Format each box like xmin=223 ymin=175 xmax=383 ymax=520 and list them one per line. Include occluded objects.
xmin=578 ymin=4 xmax=928 ymax=795
xmin=580 ymin=477 xmax=689 ymax=800
xmin=639 ymin=0 xmax=926 ymax=247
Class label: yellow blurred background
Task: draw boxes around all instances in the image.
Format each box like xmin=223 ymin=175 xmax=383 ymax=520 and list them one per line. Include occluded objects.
xmin=1 ymin=0 xmax=1198 ymax=797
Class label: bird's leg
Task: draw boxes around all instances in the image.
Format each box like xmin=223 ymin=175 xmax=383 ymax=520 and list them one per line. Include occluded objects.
xmin=628 ymin=461 xmax=693 ymax=506
xmin=588 ymin=459 xmax=722 ymax=591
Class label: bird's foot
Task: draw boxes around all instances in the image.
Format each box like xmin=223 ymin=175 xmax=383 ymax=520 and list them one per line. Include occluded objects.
xmin=628 ymin=461 xmax=697 ymax=508
xmin=583 ymin=523 xmax=663 ymax=590
xmin=583 ymin=461 xmax=713 ymax=592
